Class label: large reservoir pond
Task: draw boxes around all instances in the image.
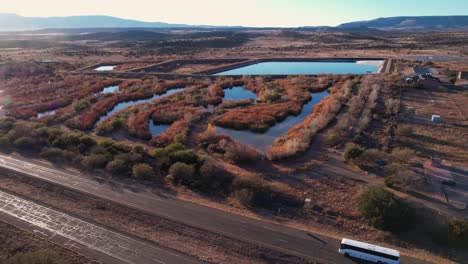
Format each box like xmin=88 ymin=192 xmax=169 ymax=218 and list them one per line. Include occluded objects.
xmin=216 ymin=89 xmax=329 ymax=152
xmin=215 ymin=61 xmax=383 ymax=75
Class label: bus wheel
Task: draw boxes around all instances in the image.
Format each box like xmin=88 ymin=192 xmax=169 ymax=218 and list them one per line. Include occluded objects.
xmin=344 ymin=253 xmax=350 ymax=257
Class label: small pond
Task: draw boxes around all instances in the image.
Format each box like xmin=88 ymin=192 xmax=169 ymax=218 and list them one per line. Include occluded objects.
xmin=148 ymin=120 xmax=170 ymax=137
xmin=94 ymin=66 xmax=116 ymax=71
xmin=95 ymin=87 xmax=186 ymax=127
xmin=101 ymin=86 xmax=120 ymax=94
xmin=222 ymin=86 xmax=258 ymax=102
xmin=215 ymin=61 xmax=383 ymax=75
xmin=215 ymin=89 xmax=329 ymax=152
xmin=37 ymin=110 xmax=56 ymax=118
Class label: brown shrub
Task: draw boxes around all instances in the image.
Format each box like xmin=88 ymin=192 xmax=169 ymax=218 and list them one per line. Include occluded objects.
xmin=219 ymin=139 xmax=260 ymax=163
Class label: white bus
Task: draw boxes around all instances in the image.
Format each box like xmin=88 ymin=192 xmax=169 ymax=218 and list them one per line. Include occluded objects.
xmin=339 ymin=238 xmax=400 ymax=264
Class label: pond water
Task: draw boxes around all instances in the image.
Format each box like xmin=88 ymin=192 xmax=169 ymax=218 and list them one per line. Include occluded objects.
xmin=215 ymin=89 xmax=329 ymax=152
xmin=215 ymin=61 xmax=383 ymax=75
xmin=101 ymin=85 xmax=120 ymax=94
xmin=95 ymin=87 xmax=185 ymax=127
xmin=94 ymin=66 xmax=116 ymax=71
xmin=222 ymin=86 xmax=258 ymax=102
xmin=37 ymin=110 xmax=56 ymax=118
xmin=148 ymin=119 xmax=170 ymax=137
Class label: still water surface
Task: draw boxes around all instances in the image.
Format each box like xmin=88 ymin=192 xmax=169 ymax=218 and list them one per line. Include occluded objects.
xmin=95 ymin=87 xmax=185 ymax=127
xmin=215 ymin=61 xmax=383 ymax=75
xmin=216 ymin=89 xmax=329 ymax=151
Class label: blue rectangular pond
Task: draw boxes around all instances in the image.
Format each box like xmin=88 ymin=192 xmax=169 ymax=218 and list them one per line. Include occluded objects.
xmin=215 ymin=61 xmax=383 ymax=75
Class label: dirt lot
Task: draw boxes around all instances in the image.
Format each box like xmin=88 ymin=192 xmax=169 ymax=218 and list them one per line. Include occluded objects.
xmin=399 ymin=87 xmax=468 ymax=164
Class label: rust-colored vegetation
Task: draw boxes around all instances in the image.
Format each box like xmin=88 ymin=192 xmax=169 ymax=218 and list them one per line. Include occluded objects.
xmin=71 ymin=80 xmax=191 ymax=130
xmin=197 ymin=124 xmax=260 ymax=163
xmin=213 ymin=76 xmax=329 ymax=132
xmin=96 ymin=78 xmax=248 ymax=145
xmin=267 ymin=78 xmax=354 ymax=160
xmin=3 ymin=66 xmax=121 ymax=119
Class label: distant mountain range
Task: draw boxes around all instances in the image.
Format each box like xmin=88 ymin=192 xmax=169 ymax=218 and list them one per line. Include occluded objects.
xmin=0 ymin=13 xmax=194 ymax=31
xmin=338 ymin=16 xmax=468 ymax=30
xmin=1 ymin=13 xmax=468 ymax=31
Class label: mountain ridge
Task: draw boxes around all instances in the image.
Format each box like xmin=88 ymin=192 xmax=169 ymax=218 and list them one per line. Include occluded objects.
xmin=1 ymin=13 xmax=468 ymax=31
xmin=338 ymin=16 xmax=468 ymax=30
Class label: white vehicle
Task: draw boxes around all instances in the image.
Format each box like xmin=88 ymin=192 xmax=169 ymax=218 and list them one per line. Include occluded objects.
xmin=339 ymin=238 xmax=400 ymax=264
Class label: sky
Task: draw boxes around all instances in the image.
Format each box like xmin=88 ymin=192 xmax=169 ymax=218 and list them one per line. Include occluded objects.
xmin=1 ymin=0 xmax=467 ymax=27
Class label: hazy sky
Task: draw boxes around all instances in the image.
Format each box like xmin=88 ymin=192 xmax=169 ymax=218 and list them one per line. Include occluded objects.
xmin=2 ymin=0 xmax=467 ymax=27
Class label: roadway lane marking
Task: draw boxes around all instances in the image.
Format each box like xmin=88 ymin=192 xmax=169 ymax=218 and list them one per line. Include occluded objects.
xmin=0 ymin=190 xmax=199 ymax=264
xmin=0 ymin=155 xmax=338 ymax=263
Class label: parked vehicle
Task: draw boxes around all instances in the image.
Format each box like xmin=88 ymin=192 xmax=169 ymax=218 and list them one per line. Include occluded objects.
xmin=339 ymin=238 xmax=400 ymax=264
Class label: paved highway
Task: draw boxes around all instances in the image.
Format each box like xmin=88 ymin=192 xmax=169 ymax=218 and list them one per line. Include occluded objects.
xmin=0 ymin=154 xmax=429 ymax=264
xmin=0 ymin=189 xmax=200 ymax=264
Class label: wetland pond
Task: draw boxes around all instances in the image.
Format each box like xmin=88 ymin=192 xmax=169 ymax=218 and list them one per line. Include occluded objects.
xmin=95 ymin=87 xmax=186 ymax=127
xmin=149 ymin=120 xmax=170 ymax=137
xmin=216 ymin=89 xmax=329 ymax=152
xmin=101 ymin=86 xmax=120 ymax=94
xmin=215 ymin=61 xmax=383 ymax=75
xmin=222 ymin=86 xmax=258 ymax=103
xmin=37 ymin=110 xmax=56 ymax=118
xmin=94 ymin=66 xmax=116 ymax=71
xmin=150 ymin=86 xmax=259 ymax=137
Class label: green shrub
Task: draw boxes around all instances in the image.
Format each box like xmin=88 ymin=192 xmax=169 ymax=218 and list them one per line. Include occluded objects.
xmin=95 ymin=123 xmax=113 ymax=135
xmin=169 ymin=149 xmax=198 ymax=164
xmin=344 ymin=144 xmax=364 ymax=162
xmin=131 ymin=145 xmax=145 ymax=154
xmin=174 ymin=133 xmax=187 ymax=144
xmin=359 ymin=187 xmax=414 ymax=232
xmin=40 ymin=147 xmax=76 ymax=164
xmin=111 ymin=118 xmax=124 ymax=130
xmin=106 ymin=158 xmax=130 ymax=177
xmin=132 ymin=163 xmax=155 ymax=179
xmin=0 ymin=117 xmax=14 ymax=130
xmin=169 ymin=162 xmax=195 ymax=184
xmin=6 ymin=250 xmax=64 ymax=264
xmin=97 ymin=138 xmax=123 ymax=155
xmin=384 ymin=176 xmax=394 ymax=188
xmin=151 ymin=143 xmax=185 ymax=159
xmin=264 ymin=92 xmax=281 ymax=102
xmin=447 ymin=219 xmax=468 ymax=249
xmin=81 ymin=154 xmax=109 ymax=169
xmin=0 ymin=136 xmax=11 ymax=150
xmin=13 ymin=137 xmax=36 ymax=150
